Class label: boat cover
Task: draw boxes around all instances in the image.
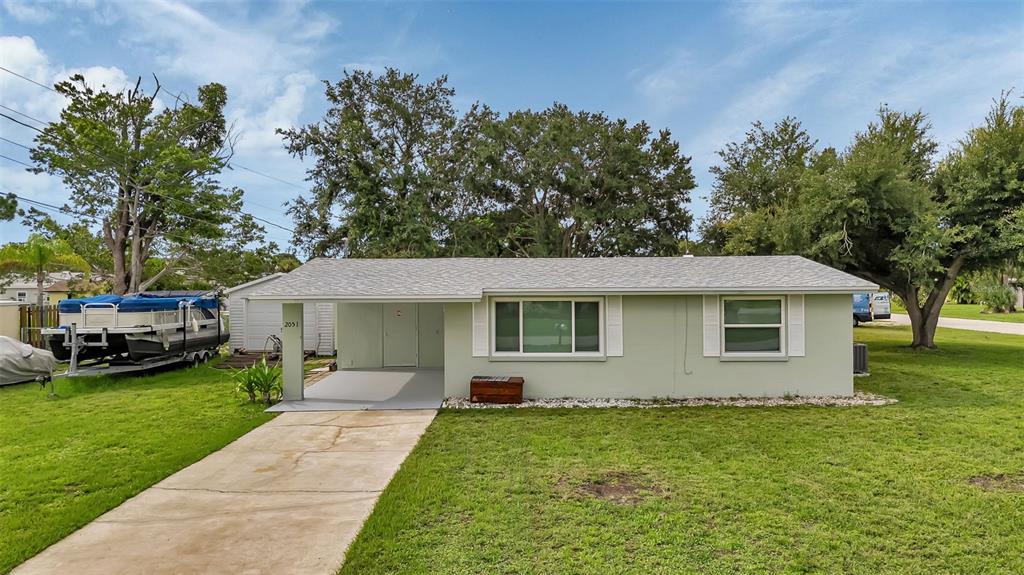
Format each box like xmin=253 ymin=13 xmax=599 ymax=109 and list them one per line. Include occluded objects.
xmin=118 ymin=294 xmax=219 ymax=312
xmin=58 ymin=294 xmax=123 ymax=313
xmin=0 ymin=336 xmax=56 ymax=384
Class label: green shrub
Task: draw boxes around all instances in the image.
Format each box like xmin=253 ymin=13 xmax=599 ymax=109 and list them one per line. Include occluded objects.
xmin=949 ymin=274 xmax=977 ymax=304
xmin=975 ymin=275 xmax=1016 ymax=313
xmin=233 ymin=358 xmax=282 ymax=406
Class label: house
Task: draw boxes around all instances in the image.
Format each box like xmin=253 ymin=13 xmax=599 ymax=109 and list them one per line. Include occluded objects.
xmin=245 ymin=256 xmax=877 ymax=406
xmin=1 ymin=272 xmax=77 ymax=304
xmin=225 ymin=274 xmax=335 ymax=356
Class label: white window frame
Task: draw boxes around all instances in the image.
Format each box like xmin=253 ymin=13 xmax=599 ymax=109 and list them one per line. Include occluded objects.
xmin=491 ymin=296 xmax=605 ymax=357
xmin=16 ymin=291 xmax=27 ymax=302
xmin=721 ymin=296 xmax=787 ymax=358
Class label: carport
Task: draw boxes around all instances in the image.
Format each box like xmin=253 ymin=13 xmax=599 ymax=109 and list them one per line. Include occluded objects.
xmin=267 ymin=368 xmax=443 ymax=412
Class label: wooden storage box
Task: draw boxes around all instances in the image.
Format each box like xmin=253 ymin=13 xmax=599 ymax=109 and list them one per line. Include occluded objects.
xmin=470 ymin=375 xmax=524 ymax=404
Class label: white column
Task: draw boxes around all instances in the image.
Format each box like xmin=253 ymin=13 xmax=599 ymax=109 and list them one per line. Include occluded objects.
xmin=282 ymin=302 xmax=304 ymax=401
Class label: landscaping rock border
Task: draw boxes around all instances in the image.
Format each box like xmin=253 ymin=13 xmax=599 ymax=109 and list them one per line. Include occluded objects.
xmin=443 ymin=392 xmax=897 ymax=409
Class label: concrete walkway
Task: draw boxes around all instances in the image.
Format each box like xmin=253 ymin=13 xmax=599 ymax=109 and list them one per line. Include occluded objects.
xmin=14 ymin=410 xmax=436 ymax=575
xmin=889 ymin=313 xmax=1024 ymax=336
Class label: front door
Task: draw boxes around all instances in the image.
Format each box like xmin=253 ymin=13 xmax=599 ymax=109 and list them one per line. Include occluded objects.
xmin=383 ymin=303 xmax=418 ymax=367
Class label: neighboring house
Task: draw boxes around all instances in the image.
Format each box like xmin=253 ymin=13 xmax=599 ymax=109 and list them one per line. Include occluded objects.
xmin=246 ymin=256 xmax=877 ymax=402
xmin=1 ymin=272 xmax=77 ymax=304
xmin=225 ymin=274 xmax=335 ymax=356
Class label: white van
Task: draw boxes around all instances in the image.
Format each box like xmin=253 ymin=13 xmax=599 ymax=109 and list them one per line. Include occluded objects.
xmin=872 ymin=292 xmax=891 ymax=320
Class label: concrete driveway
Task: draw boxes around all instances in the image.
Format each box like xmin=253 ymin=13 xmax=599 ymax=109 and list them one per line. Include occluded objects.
xmin=888 ymin=313 xmax=1024 ymax=336
xmin=13 ymin=409 xmax=436 ymax=575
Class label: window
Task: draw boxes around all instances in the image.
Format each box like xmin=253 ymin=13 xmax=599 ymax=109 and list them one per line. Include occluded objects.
xmin=16 ymin=291 xmax=27 ymax=302
xmin=722 ymin=297 xmax=785 ymax=356
xmin=492 ymin=298 xmax=602 ymax=355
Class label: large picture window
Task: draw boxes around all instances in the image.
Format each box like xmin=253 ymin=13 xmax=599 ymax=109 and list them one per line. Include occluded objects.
xmin=722 ymin=297 xmax=785 ymax=355
xmin=493 ymin=298 xmax=602 ymax=355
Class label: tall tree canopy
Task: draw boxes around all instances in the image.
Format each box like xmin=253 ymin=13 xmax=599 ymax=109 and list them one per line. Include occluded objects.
xmin=700 ymin=117 xmax=817 ymax=255
xmin=282 ymin=68 xmax=695 ymax=258
xmin=708 ymin=95 xmax=1023 ymax=348
xmin=450 ymin=104 xmax=695 ymax=257
xmin=280 ymin=68 xmax=456 ymax=257
xmin=29 ymin=75 xmax=260 ymax=294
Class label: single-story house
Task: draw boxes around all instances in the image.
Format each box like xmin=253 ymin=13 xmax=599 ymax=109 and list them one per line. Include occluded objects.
xmin=225 ymin=274 xmax=335 ymax=355
xmin=1 ymin=272 xmax=77 ymax=304
xmin=246 ymin=256 xmax=877 ymax=406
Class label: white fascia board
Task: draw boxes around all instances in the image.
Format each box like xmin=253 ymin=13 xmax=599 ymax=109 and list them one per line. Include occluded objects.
xmin=243 ymin=294 xmax=482 ymax=303
xmin=481 ymin=285 xmax=878 ymax=296
xmin=224 ymin=273 xmax=285 ymax=295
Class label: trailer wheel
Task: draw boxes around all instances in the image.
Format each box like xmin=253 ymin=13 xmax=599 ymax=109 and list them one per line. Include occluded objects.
xmin=189 ymin=355 xmax=200 ymax=369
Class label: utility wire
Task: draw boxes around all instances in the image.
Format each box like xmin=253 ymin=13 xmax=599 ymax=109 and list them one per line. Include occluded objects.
xmin=0 ymin=136 xmax=31 ymax=150
xmin=0 ymin=113 xmax=296 ymax=234
xmin=0 ymin=153 xmax=33 ymax=168
xmin=0 ymin=65 xmax=308 ymax=193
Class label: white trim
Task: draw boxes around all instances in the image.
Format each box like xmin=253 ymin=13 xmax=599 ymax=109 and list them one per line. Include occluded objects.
xmin=787 ymin=294 xmax=805 ymax=357
xmin=489 ymin=296 xmax=604 ymax=358
xmin=471 ymin=298 xmax=489 ymax=357
xmin=224 ymin=273 xmax=285 ymax=295
xmin=702 ymin=295 xmax=720 ymax=357
xmin=720 ymin=296 xmax=786 ymax=358
xmin=245 ymin=286 xmax=877 ymax=301
xmin=605 ymin=295 xmax=623 ymax=357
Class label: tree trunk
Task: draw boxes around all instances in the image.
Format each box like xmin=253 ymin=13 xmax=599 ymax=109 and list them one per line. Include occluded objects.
xmin=35 ymin=270 xmax=46 ymax=332
xmin=899 ymin=255 xmax=966 ymax=349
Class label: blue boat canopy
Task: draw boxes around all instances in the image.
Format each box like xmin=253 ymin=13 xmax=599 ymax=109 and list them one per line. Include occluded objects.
xmin=59 ymin=293 xmax=218 ymax=313
xmin=119 ymin=295 xmax=219 ymax=312
xmin=58 ymin=294 xmax=123 ymax=313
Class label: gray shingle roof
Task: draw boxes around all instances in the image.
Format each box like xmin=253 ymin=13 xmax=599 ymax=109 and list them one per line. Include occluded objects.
xmin=246 ymin=256 xmax=876 ymax=300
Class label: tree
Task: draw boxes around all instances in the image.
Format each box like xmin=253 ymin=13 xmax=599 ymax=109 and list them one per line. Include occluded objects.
xmin=280 ymin=68 xmax=456 ymax=258
xmin=0 ymin=194 xmax=15 ymax=221
xmin=0 ymin=234 xmax=90 ymax=327
xmin=450 ymin=104 xmax=695 ymax=256
xmin=701 ymin=117 xmax=816 ymax=255
xmin=30 ymin=75 xmax=257 ymax=294
xmin=778 ymin=97 xmax=1023 ymax=348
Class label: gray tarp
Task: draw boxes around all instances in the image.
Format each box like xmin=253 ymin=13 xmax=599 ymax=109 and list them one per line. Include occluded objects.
xmin=0 ymin=336 xmax=57 ymax=385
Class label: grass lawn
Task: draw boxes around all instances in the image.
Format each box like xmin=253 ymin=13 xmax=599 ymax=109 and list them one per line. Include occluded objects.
xmin=0 ymin=362 xmax=273 ymax=574
xmin=892 ymin=300 xmax=1024 ymax=323
xmin=341 ymin=326 xmax=1024 ymax=575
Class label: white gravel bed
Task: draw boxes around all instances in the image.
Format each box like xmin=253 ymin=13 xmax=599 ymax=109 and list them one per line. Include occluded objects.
xmin=442 ymin=392 xmax=896 ymax=409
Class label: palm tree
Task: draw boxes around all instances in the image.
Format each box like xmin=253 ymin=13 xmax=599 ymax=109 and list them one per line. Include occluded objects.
xmin=0 ymin=235 xmax=91 ymax=329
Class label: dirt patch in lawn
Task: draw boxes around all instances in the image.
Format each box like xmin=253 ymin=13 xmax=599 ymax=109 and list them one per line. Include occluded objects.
xmin=559 ymin=471 xmax=666 ymax=505
xmin=968 ymin=472 xmax=1024 ymax=492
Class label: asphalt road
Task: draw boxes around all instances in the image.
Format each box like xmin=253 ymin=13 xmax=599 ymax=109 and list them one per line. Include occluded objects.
xmin=887 ymin=314 xmax=1024 ymax=336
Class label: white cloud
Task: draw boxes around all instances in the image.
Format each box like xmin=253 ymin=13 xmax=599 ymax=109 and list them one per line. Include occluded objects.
xmin=2 ymin=0 xmax=52 ymax=23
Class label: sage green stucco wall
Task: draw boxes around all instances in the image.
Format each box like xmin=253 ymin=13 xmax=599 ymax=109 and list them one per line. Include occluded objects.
xmin=336 ymin=302 xmax=445 ymax=369
xmin=418 ymin=303 xmax=445 ymax=368
xmin=443 ymin=294 xmax=853 ymax=399
xmin=337 ymin=303 xmax=383 ymax=369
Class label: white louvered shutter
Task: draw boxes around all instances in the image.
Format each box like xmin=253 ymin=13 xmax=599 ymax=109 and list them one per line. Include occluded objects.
xmin=787 ymin=294 xmax=805 ymax=357
xmin=472 ymin=298 xmax=489 ymax=357
xmin=702 ymin=295 xmax=721 ymax=357
xmin=605 ymin=295 xmax=623 ymax=357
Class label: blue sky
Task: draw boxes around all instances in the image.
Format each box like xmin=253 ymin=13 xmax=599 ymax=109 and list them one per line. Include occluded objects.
xmin=1 ymin=0 xmax=1021 ymax=249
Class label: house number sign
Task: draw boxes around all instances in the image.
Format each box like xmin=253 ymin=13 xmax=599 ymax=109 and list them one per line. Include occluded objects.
xmin=283 ymin=321 xmax=299 ymax=328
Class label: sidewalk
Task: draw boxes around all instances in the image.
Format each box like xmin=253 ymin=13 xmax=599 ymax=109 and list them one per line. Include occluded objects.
xmin=888 ymin=314 xmax=1024 ymax=336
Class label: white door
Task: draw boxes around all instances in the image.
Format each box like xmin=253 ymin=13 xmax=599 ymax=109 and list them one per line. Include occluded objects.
xmin=383 ymin=303 xmax=418 ymax=367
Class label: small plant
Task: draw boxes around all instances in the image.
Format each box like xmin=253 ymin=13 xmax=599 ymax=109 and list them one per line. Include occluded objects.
xmin=233 ymin=358 xmax=282 ymax=406
xmin=974 ymin=274 xmax=1016 ymax=313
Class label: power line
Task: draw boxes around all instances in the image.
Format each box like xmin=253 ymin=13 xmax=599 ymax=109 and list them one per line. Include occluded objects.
xmin=0 ymin=65 xmax=56 ymax=92
xmin=0 ymin=136 xmax=31 ymax=150
xmin=0 ymin=113 xmax=296 ymax=235
xmin=0 ymin=65 xmax=308 ymax=193
xmin=0 ymin=153 xmax=33 ymax=168
xmin=0 ymin=104 xmax=47 ymax=126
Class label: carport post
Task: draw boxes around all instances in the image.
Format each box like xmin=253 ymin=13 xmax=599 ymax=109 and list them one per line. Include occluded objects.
xmin=281 ymin=303 xmax=304 ymax=401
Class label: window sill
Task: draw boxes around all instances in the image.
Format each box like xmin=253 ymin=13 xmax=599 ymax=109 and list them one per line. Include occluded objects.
xmin=489 ymin=355 xmax=607 ymax=363
xmin=718 ymin=355 xmax=790 ymax=362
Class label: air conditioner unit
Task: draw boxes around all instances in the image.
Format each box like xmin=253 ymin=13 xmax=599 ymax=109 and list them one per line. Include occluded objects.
xmin=853 ymin=343 xmax=869 ymax=375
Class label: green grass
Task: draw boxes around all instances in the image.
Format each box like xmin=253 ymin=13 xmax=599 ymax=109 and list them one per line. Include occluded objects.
xmin=341 ymin=326 xmax=1024 ymax=575
xmin=891 ymin=300 xmax=1024 ymax=323
xmin=0 ymin=363 xmax=274 ymax=574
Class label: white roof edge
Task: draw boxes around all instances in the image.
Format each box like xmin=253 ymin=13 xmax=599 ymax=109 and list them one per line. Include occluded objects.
xmin=247 ymin=285 xmax=878 ymax=301
xmin=224 ymin=273 xmax=286 ymax=295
